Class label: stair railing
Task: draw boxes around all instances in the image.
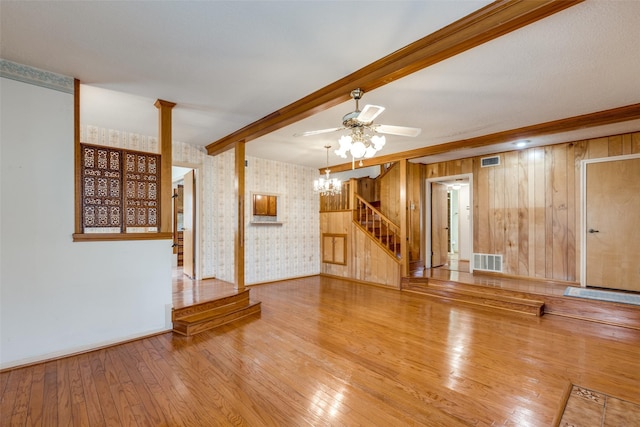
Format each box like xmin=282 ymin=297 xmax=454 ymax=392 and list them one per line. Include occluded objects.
xmin=319 ymin=180 xmax=351 ymax=212
xmin=353 ymin=195 xmax=401 ymax=259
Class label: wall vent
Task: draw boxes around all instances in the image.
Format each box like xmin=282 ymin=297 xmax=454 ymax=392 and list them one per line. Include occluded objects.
xmin=481 ymin=156 xmax=500 ymax=167
xmin=473 ymin=253 xmax=503 ymax=272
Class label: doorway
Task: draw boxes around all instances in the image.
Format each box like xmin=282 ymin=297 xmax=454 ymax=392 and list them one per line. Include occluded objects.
xmin=581 ymin=155 xmax=640 ymax=291
xmin=426 ymin=174 xmax=473 ymax=273
xmin=172 ymin=166 xmax=197 ymax=279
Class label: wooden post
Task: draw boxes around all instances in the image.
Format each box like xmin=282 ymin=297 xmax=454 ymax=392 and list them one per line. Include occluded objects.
xmin=74 ymin=79 xmax=82 ymax=234
xmin=234 ymin=141 xmax=246 ymax=290
xmin=399 ymin=159 xmax=408 ymax=278
xmin=349 ymin=178 xmax=357 ymax=212
xmin=154 ymin=99 xmax=176 ymax=234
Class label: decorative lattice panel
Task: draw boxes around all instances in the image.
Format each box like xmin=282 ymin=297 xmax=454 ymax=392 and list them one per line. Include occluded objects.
xmin=81 ymin=144 xmax=160 ymax=233
xmin=124 ymin=151 xmax=160 ymax=231
xmin=81 ymin=145 xmax=123 ymax=232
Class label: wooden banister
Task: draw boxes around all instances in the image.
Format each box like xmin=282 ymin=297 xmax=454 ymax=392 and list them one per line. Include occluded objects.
xmin=353 ymin=195 xmax=401 ymax=259
xmin=319 ymin=180 xmax=351 ymax=212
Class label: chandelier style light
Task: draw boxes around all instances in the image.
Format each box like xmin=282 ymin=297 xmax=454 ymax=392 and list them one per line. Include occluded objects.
xmin=313 ymin=145 xmax=342 ymax=196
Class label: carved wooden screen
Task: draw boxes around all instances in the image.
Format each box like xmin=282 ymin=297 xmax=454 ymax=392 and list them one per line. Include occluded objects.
xmin=124 ymin=151 xmax=159 ymax=232
xmin=81 ymin=144 xmax=160 ymax=233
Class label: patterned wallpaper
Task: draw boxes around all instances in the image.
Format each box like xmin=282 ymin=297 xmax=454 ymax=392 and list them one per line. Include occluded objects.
xmin=244 ymin=156 xmax=320 ymax=284
xmin=82 ymin=125 xmax=160 ymax=153
xmin=81 ymin=125 xmax=320 ymax=284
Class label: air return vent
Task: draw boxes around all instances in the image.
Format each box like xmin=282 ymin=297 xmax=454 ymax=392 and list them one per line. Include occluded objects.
xmin=481 ymin=156 xmax=500 ymax=167
xmin=473 ymin=253 xmax=503 ymax=272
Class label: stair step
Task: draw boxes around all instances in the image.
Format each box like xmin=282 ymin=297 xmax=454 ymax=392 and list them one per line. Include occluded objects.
xmin=173 ymin=301 xmax=261 ymax=336
xmin=404 ymin=278 xmax=544 ymax=316
xmin=172 ymin=290 xmax=250 ymax=321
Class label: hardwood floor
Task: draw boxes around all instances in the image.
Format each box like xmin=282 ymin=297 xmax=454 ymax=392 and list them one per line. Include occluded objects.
xmin=2 ymin=275 xmax=639 ymax=426
xmin=172 ymin=267 xmax=239 ymax=309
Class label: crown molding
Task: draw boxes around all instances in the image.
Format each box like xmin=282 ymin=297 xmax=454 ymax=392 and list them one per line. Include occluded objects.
xmin=0 ymin=59 xmax=74 ymax=94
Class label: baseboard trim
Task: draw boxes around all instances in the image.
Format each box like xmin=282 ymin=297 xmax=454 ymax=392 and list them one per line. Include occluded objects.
xmin=247 ymin=273 xmax=320 ymax=287
xmin=320 ymin=273 xmax=401 ymax=290
xmin=0 ymin=328 xmax=171 ymax=373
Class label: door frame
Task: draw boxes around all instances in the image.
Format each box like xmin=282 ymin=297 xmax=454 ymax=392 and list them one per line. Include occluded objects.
xmin=173 ymin=162 xmax=200 ymax=279
xmin=425 ymin=173 xmax=474 ymax=270
xmin=580 ymin=153 xmax=640 ymax=287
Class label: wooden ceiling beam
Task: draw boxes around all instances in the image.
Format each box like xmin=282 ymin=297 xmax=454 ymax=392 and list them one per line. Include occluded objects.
xmin=326 ymin=103 xmax=640 ymax=173
xmin=207 ymin=0 xmax=584 ymax=156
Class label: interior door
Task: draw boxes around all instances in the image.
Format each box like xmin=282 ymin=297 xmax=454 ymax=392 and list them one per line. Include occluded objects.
xmin=431 ymin=182 xmax=449 ymax=268
xmin=183 ymin=170 xmax=196 ymax=279
xmin=585 ymin=157 xmax=640 ymax=291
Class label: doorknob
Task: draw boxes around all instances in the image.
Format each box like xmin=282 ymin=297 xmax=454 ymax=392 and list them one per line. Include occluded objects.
xmin=588 ymin=229 xmax=599 ymax=233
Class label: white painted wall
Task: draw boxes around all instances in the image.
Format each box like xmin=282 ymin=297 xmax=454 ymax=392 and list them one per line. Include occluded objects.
xmin=458 ymin=184 xmax=471 ymax=260
xmin=1 ymin=75 xmax=172 ymax=369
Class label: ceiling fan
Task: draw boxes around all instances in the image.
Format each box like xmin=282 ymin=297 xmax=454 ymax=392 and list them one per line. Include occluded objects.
xmin=294 ymin=88 xmax=422 ymax=139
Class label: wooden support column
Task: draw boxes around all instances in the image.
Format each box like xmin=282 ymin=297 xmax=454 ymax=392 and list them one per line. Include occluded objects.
xmin=154 ymin=99 xmax=176 ymax=234
xmin=349 ymin=178 xmax=357 ymax=211
xmin=74 ymin=79 xmax=82 ymax=234
xmin=234 ymin=141 xmax=246 ymax=290
xmin=399 ymin=159 xmax=409 ymax=278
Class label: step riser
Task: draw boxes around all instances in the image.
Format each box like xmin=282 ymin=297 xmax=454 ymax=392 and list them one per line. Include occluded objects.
xmin=419 ymin=291 xmax=542 ymax=316
xmin=403 ymin=278 xmax=640 ymax=329
xmin=173 ymin=303 xmax=261 ymax=336
xmin=172 ymin=290 xmax=250 ymax=321
xmin=403 ymin=280 xmax=544 ymax=316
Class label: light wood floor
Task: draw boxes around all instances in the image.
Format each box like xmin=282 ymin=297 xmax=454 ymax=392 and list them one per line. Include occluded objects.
xmin=2 ymin=275 xmax=639 ymax=426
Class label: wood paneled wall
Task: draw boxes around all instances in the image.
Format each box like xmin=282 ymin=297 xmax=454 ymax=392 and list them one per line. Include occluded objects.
xmin=371 ymin=162 xmax=425 ymax=262
xmin=377 ymin=163 xmax=400 ymax=223
xmin=320 ymin=211 xmax=401 ymax=288
xmin=425 ymin=132 xmax=640 ymax=282
xmin=407 ymin=162 xmax=425 ymax=262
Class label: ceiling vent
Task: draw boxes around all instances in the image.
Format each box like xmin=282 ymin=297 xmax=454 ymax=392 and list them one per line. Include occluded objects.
xmin=481 ymin=155 xmax=500 ymax=167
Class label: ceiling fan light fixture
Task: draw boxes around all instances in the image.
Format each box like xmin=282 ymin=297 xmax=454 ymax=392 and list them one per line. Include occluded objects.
xmin=297 ymin=88 xmax=421 ymax=168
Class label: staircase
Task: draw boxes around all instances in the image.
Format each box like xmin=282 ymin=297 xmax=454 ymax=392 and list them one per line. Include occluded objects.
xmin=354 ymin=196 xmax=401 ymax=258
xmin=172 ymin=289 xmax=261 ymax=336
xmin=402 ymin=277 xmax=545 ymax=316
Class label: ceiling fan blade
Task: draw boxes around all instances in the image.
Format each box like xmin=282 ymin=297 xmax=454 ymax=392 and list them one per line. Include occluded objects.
xmin=356 ymin=104 xmax=385 ymax=123
xmin=373 ymin=124 xmax=422 ymax=137
xmin=294 ymin=127 xmax=344 ymax=137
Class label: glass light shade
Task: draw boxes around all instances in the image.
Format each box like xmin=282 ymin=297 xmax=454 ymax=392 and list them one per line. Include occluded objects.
xmin=339 ymin=134 xmax=353 ymax=146
xmin=350 ymin=141 xmax=366 ymax=158
xmin=364 ymin=146 xmax=377 ymax=158
xmin=371 ymin=134 xmax=386 ymax=150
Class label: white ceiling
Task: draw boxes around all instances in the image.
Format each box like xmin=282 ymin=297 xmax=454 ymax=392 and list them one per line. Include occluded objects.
xmin=2 ymin=1 xmax=639 ymax=172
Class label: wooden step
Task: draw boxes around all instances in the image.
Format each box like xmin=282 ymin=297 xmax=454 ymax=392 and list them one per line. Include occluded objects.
xmin=403 ymin=276 xmax=640 ymax=329
xmin=403 ymin=278 xmax=544 ymax=316
xmin=172 ymin=290 xmax=250 ymax=321
xmin=173 ymin=302 xmax=261 ymax=336
xmin=172 ymin=289 xmax=261 ymax=336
